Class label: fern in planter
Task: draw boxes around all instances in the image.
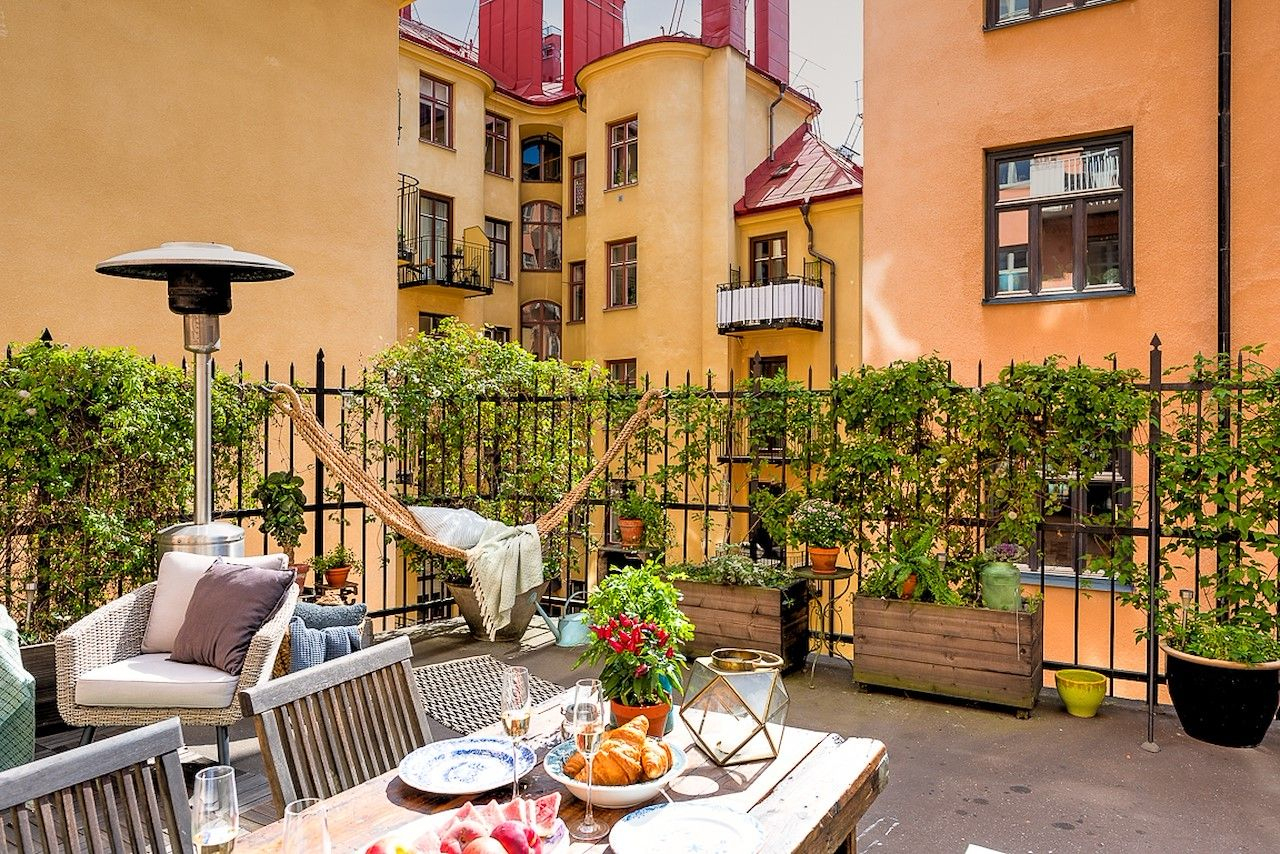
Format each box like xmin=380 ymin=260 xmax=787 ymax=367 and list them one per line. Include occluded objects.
xmin=860 ymin=528 xmax=964 ymax=606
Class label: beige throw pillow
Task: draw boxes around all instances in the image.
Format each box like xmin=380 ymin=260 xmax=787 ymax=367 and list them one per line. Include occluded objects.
xmin=140 ymin=551 xmax=288 ymax=654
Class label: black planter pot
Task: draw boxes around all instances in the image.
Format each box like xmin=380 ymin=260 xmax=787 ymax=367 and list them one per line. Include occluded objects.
xmin=1162 ymin=643 xmax=1280 ymax=748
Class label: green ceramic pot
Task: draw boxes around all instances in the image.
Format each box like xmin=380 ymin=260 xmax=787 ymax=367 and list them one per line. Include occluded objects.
xmin=1055 ymin=668 xmax=1106 ymax=718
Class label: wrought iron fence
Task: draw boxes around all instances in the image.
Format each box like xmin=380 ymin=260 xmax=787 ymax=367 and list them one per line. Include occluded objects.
xmin=5 ymin=335 xmax=1279 ymax=723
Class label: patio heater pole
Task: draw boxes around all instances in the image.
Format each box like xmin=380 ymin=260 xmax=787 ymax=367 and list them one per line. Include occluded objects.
xmin=96 ymin=243 xmax=293 ymax=559
xmin=1141 ymin=334 xmax=1162 ymax=753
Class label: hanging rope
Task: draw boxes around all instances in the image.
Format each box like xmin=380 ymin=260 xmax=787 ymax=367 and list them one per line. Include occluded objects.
xmin=268 ymin=384 xmax=664 ymax=559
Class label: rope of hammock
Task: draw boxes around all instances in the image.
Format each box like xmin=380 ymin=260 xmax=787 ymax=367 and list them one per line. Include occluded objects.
xmin=269 ymin=384 xmax=665 ymax=560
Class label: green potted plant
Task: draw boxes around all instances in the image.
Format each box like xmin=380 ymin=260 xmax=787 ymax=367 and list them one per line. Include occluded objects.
xmin=788 ymin=498 xmax=852 ymax=574
xmin=253 ymin=470 xmax=309 ymax=590
xmin=576 ymin=560 xmax=694 ymax=734
xmin=613 ymin=489 xmax=667 ymax=549
xmin=660 ymin=545 xmax=808 ymax=672
xmin=311 ymin=544 xmax=361 ymax=590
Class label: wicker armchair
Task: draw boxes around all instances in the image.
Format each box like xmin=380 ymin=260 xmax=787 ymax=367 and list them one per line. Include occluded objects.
xmin=56 ymin=581 xmax=298 ymax=765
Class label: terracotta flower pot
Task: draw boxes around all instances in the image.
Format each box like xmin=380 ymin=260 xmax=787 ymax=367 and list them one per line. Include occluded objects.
xmin=324 ymin=565 xmax=351 ymax=589
xmin=291 ymin=563 xmax=310 ymax=592
xmin=617 ymin=518 xmax=645 ymax=547
xmin=610 ymin=698 xmax=672 ymax=735
xmin=809 ymin=546 xmax=840 ymax=574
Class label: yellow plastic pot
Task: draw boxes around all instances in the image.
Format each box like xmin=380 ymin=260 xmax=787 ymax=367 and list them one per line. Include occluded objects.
xmin=1056 ymin=669 xmax=1106 ymax=718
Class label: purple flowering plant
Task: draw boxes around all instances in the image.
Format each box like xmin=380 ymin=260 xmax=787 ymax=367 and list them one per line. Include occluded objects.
xmin=982 ymin=542 xmax=1028 ymax=564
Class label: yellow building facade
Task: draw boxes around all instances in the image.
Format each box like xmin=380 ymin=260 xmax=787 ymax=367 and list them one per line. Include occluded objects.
xmin=395 ymin=7 xmax=863 ymax=387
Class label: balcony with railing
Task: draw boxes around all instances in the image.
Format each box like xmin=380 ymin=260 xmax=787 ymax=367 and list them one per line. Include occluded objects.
xmin=397 ymin=236 xmax=492 ymax=294
xmin=716 ymin=264 xmax=824 ymax=333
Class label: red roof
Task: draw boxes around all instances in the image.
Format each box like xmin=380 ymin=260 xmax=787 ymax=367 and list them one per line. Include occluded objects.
xmin=735 ymin=124 xmax=863 ymax=215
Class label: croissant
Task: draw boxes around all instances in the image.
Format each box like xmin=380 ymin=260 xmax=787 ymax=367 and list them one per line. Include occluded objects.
xmin=562 ymin=716 xmax=668 ymax=786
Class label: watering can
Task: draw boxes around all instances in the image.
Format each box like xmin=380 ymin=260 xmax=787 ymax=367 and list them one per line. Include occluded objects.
xmin=534 ymin=595 xmax=591 ymax=647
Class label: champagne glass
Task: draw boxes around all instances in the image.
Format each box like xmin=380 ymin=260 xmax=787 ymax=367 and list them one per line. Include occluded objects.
xmin=566 ymin=678 xmax=609 ymax=841
xmin=282 ymin=798 xmax=331 ymax=854
xmin=192 ymin=765 xmax=238 ymax=853
xmin=502 ymin=665 xmax=532 ymax=799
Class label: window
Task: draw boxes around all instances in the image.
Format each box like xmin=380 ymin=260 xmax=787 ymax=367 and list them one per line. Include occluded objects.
xmin=485 ymin=218 xmax=510 ymax=281
xmin=1040 ymin=445 xmax=1132 ymax=575
xmin=570 ymin=156 xmax=587 ymax=216
xmin=521 ymin=202 xmax=562 ymax=271
xmin=986 ymin=133 xmax=1131 ymax=301
xmin=751 ymin=234 xmax=788 ymax=283
xmin=419 ymin=193 xmax=452 ymax=282
xmin=521 ymin=300 xmax=562 ymax=360
xmin=568 ymin=261 xmax=586 ymax=322
xmin=607 ymin=239 xmax=638 ymax=308
xmin=748 ymin=356 xmax=787 ymax=454
xmin=418 ymin=312 xmax=452 ymax=336
xmin=608 ymin=118 xmax=638 ymax=188
xmin=607 ymin=359 xmax=638 ymax=389
xmin=986 ymin=0 xmax=1122 ymax=28
xmin=418 ymin=74 xmax=452 ymax=147
xmin=522 ymin=135 xmax=562 ymax=182
xmin=485 ymin=113 xmax=510 ymax=176
xmin=483 ymin=325 xmax=511 ymax=344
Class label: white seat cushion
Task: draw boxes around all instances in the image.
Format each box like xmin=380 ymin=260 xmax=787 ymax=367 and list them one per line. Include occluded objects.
xmin=75 ymin=654 xmax=239 ymax=709
xmin=141 ymin=551 xmax=288 ymax=654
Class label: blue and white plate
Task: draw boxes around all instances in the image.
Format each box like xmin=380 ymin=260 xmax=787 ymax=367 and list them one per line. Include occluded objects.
xmin=398 ymin=736 xmax=537 ymax=795
xmin=608 ymin=802 xmax=764 ymax=854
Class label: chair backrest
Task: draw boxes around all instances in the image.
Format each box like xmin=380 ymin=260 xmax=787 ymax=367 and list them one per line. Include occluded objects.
xmin=239 ymin=635 xmax=431 ymax=815
xmin=0 ymin=718 xmax=190 ymax=853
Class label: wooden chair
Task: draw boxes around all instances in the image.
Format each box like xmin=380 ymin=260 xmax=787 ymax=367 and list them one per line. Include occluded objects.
xmin=0 ymin=717 xmax=190 ymax=853
xmin=239 ymin=635 xmax=431 ymax=815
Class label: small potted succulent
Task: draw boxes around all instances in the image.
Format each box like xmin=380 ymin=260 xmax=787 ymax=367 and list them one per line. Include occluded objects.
xmin=253 ymin=470 xmax=309 ymax=590
xmin=312 ymin=544 xmax=361 ymax=590
xmin=980 ymin=542 xmax=1027 ymax=611
xmin=788 ymin=498 xmax=852 ymax=573
xmin=575 ymin=561 xmax=694 ymax=734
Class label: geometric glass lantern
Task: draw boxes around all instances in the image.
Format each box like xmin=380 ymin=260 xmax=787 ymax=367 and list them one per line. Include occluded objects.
xmin=679 ymin=648 xmax=788 ymax=766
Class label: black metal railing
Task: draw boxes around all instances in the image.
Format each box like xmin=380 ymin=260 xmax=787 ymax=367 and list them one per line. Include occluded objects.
xmin=398 ymin=237 xmax=492 ymax=293
xmin=397 ymin=173 xmax=419 ymax=265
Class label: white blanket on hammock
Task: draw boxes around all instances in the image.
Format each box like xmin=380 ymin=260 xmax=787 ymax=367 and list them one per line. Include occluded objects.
xmin=409 ymin=507 xmax=543 ymax=640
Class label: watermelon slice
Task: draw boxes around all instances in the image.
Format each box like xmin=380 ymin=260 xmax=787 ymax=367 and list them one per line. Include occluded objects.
xmin=439 ymin=841 xmax=463 ymax=854
xmin=500 ymin=799 xmax=528 ymax=824
xmin=530 ymin=793 xmax=561 ymax=838
xmin=408 ymin=826 xmax=442 ymax=853
xmin=478 ymin=799 xmax=505 ymax=830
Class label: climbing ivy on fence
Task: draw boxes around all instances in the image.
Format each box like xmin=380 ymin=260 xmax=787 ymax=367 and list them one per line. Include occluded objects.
xmin=0 ymin=340 xmax=271 ymax=641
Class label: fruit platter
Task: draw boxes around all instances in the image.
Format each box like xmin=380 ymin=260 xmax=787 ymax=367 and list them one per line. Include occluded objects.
xmin=364 ymin=793 xmax=565 ymax=854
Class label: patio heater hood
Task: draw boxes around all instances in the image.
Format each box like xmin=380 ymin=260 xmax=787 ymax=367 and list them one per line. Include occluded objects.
xmin=97 ymin=242 xmax=294 ymax=558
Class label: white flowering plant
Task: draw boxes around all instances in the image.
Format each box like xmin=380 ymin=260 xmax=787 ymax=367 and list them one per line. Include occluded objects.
xmin=788 ymin=498 xmax=853 ymax=549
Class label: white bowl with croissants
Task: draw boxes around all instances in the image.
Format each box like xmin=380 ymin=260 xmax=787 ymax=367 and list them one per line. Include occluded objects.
xmin=542 ymin=715 xmax=688 ymax=809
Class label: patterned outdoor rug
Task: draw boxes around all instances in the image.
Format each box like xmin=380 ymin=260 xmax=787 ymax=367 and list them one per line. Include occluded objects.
xmin=414 ymin=655 xmax=564 ymax=736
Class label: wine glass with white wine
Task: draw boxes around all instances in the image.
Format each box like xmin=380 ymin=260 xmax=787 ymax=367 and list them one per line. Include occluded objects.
xmin=502 ymin=665 xmax=532 ymax=799
xmin=192 ymin=765 xmax=238 ymax=853
xmin=566 ymin=678 xmax=609 ymax=842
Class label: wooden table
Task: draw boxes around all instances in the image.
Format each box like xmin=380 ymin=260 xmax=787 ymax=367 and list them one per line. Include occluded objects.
xmin=237 ymin=692 xmax=888 ymax=853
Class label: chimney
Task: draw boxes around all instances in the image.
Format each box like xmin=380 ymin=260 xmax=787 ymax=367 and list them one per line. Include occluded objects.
xmin=562 ymin=0 xmax=625 ymax=92
xmin=755 ymin=0 xmax=789 ymax=82
xmin=479 ymin=0 xmax=544 ymax=96
xmin=542 ymin=32 xmax=563 ymax=84
xmin=701 ymin=0 xmax=747 ymax=54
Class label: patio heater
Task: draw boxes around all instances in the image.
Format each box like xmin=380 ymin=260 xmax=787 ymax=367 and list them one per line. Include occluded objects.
xmin=96 ymin=242 xmax=294 ymax=559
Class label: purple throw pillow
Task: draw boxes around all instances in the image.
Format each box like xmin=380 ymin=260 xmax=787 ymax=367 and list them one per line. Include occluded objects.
xmin=170 ymin=562 xmax=293 ymax=676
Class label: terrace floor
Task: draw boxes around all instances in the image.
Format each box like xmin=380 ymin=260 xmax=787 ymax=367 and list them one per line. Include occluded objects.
xmin=36 ymin=619 xmax=1280 ymax=853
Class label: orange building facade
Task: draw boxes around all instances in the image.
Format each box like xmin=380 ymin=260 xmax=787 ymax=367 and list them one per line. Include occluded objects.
xmin=862 ymin=0 xmax=1280 ymax=378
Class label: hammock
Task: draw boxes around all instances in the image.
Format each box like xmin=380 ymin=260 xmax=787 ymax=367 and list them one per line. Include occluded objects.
xmin=269 ymin=384 xmax=664 ymax=559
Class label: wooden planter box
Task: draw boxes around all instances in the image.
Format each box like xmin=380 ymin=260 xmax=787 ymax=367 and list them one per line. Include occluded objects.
xmin=19 ymin=642 xmax=66 ymax=735
xmin=853 ymin=596 xmax=1043 ymax=714
xmin=675 ymin=579 xmax=809 ymax=674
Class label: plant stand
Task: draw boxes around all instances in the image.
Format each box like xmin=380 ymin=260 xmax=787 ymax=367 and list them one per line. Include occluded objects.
xmin=795 ymin=566 xmax=857 ymax=687
xmin=853 ymin=596 xmax=1044 ymax=716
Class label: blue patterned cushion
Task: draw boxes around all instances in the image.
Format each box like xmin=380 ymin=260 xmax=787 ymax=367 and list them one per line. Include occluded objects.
xmin=293 ymin=601 xmax=367 ymax=630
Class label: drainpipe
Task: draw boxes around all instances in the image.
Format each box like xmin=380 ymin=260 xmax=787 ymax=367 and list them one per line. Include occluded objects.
xmin=1217 ymin=0 xmax=1231 ymax=359
xmin=768 ymin=82 xmax=786 ymax=161
xmin=800 ymin=199 xmax=837 ymax=380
